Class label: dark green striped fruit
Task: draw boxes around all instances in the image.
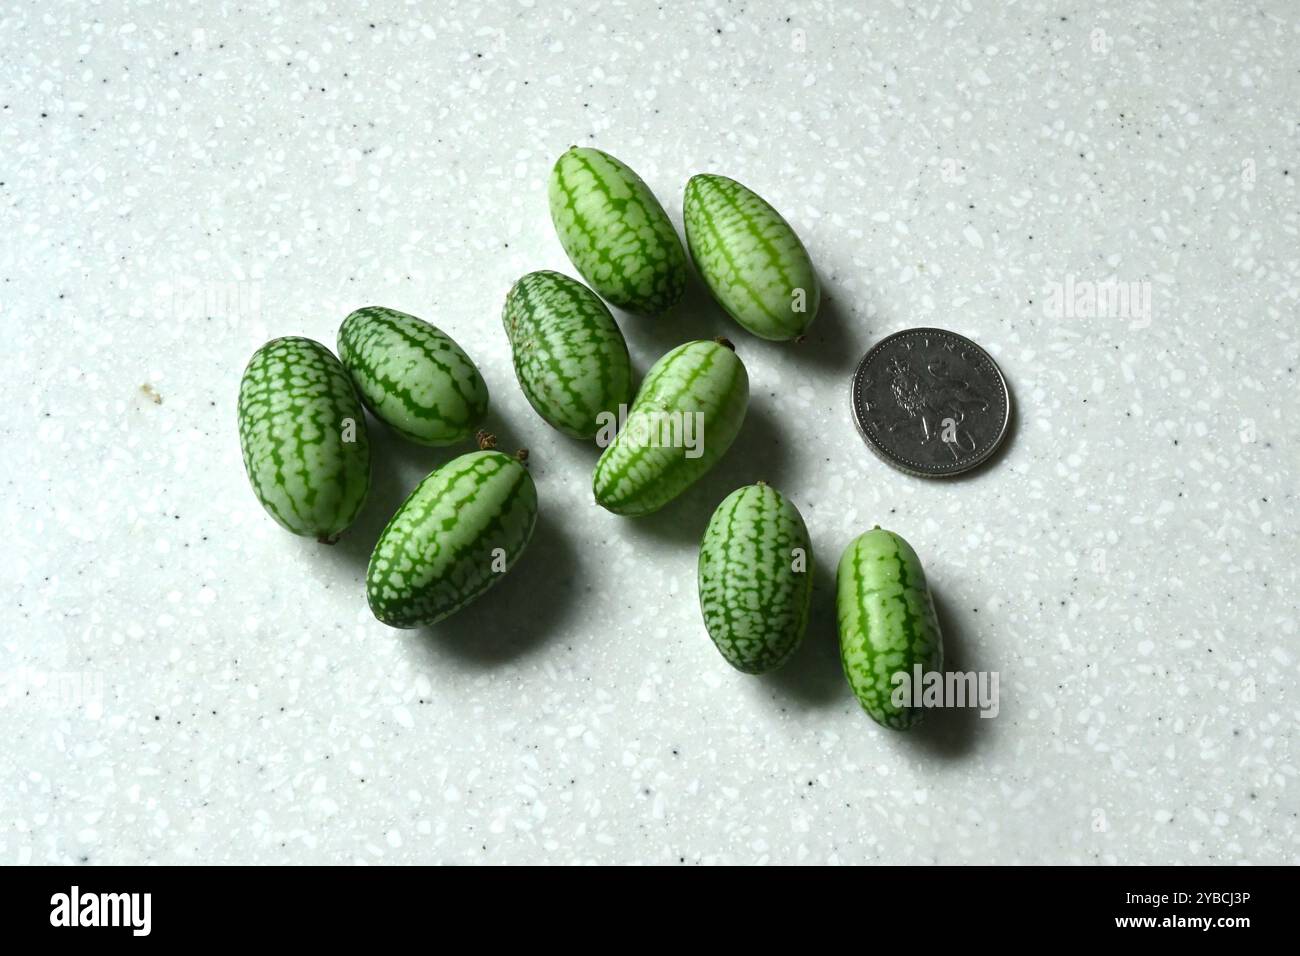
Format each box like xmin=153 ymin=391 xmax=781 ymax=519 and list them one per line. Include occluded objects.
xmin=502 ymin=270 xmax=633 ymax=440
xmin=337 ymin=306 xmax=488 ymax=446
xmin=698 ymin=483 xmax=813 ymax=674
xmin=237 ymin=336 xmax=371 ymax=541
xmin=837 ymin=528 xmax=944 ymax=729
xmin=548 ymin=146 xmax=687 ymax=316
xmin=593 ymin=338 xmax=748 ymax=516
xmin=366 ymin=436 xmax=538 ymax=628
xmin=683 ymin=173 xmax=820 ymax=341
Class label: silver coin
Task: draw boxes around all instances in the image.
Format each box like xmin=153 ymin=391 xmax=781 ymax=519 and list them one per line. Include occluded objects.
xmin=850 ymin=328 xmax=1011 ymax=478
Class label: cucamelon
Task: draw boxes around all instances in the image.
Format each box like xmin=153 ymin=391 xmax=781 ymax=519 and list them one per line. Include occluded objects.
xmin=548 ymin=146 xmax=687 ymax=316
xmin=366 ymin=434 xmax=538 ymax=628
xmin=237 ymin=336 xmax=370 ymax=541
xmin=338 ymin=306 xmax=488 ymax=446
xmin=502 ymin=270 xmax=633 ymax=440
xmin=698 ymin=483 xmax=813 ymax=674
xmin=593 ymin=338 xmax=748 ymax=517
xmin=837 ymin=528 xmax=944 ymax=729
xmin=683 ymin=173 xmax=820 ymax=341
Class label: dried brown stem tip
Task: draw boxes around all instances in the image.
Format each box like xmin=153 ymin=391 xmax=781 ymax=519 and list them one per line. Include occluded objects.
xmin=317 ymin=533 xmax=340 ymax=545
xmin=794 ymin=334 xmax=808 ymax=344
xmin=515 ymin=448 xmax=530 ymax=464
xmin=476 ymin=430 xmax=498 ymax=451
xmin=713 ymin=336 xmax=736 ymax=351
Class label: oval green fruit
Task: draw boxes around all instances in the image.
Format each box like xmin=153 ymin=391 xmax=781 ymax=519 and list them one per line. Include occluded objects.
xmin=502 ymin=270 xmax=633 ymax=440
xmin=593 ymin=338 xmax=748 ymax=517
xmin=548 ymin=146 xmax=688 ymax=316
xmin=698 ymin=483 xmax=814 ymax=674
xmin=337 ymin=306 xmax=488 ymax=446
xmin=366 ymin=441 xmax=538 ymax=628
xmin=237 ymin=336 xmax=371 ymax=541
xmin=837 ymin=528 xmax=944 ymax=729
xmin=683 ymin=173 xmax=820 ymax=341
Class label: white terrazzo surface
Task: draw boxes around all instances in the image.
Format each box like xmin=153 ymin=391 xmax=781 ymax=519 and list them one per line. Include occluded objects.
xmin=2 ymin=0 xmax=1297 ymax=865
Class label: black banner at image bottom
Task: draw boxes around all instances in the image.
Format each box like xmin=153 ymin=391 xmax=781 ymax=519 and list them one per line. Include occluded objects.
xmin=0 ymin=866 xmax=1280 ymax=942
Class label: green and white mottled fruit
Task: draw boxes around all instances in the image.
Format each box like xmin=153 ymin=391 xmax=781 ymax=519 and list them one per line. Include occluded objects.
xmin=337 ymin=306 xmax=488 ymax=446
xmin=502 ymin=270 xmax=633 ymax=440
xmin=548 ymin=146 xmax=687 ymax=316
xmin=366 ymin=441 xmax=538 ymax=628
xmin=837 ymin=528 xmax=944 ymax=730
xmin=237 ymin=336 xmax=371 ymax=541
xmin=593 ymin=338 xmax=748 ymax=517
xmin=698 ymin=483 xmax=814 ymax=674
xmin=683 ymin=173 xmax=820 ymax=341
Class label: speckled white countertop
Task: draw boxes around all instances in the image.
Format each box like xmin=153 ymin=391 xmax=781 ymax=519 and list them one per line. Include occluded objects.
xmin=3 ymin=0 xmax=1297 ymax=865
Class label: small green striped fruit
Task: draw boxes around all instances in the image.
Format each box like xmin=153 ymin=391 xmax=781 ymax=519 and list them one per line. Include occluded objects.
xmin=337 ymin=306 xmax=488 ymax=446
xmin=548 ymin=146 xmax=687 ymax=316
xmin=683 ymin=173 xmax=820 ymax=341
xmin=837 ymin=528 xmax=944 ymax=729
xmin=502 ymin=270 xmax=633 ymax=440
xmin=698 ymin=483 xmax=814 ymax=674
xmin=593 ymin=338 xmax=748 ymax=517
xmin=237 ymin=336 xmax=371 ymax=541
xmin=366 ymin=435 xmax=538 ymax=628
